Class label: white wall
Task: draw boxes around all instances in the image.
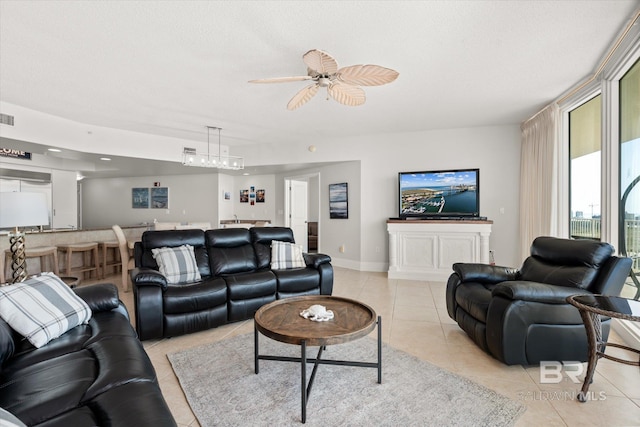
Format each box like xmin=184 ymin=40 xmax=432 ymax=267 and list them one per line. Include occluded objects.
xmin=229 ymin=174 xmax=276 ymax=224
xmin=217 ymin=173 xmax=235 ymax=225
xmin=238 ymin=125 xmax=521 ymax=269
xmin=81 ymin=174 xmax=219 ymax=229
xmin=81 ymin=172 xmax=278 ymax=229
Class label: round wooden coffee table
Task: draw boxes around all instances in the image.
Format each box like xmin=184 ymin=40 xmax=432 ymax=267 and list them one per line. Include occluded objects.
xmin=567 ymin=294 xmax=640 ymax=402
xmin=254 ymin=295 xmax=381 ymax=424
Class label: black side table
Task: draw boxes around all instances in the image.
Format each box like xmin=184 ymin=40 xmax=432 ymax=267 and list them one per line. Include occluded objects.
xmin=566 ymin=294 xmax=640 ymax=402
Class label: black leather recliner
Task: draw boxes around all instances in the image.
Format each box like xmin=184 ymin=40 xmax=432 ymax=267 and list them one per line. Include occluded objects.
xmin=446 ymin=236 xmax=632 ymax=365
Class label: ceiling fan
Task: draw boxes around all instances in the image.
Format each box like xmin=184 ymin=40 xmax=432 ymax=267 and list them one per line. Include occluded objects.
xmin=249 ymin=49 xmax=399 ymax=110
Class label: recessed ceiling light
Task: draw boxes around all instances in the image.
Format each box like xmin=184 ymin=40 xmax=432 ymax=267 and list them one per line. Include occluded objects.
xmin=243 ymin=172 xmax=250 ymax=176
xmin=48 ymin=148 xmax=61 ymax=152
xmin=100 ymin=157 xmax=111 ymax=161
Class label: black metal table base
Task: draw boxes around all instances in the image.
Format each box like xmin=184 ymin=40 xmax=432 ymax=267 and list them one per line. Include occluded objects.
xmin=255 ymin=316 xmax=382 ymax=424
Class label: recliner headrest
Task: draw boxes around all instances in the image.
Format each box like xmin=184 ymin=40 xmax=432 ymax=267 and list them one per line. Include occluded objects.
xmin=530 ymin=236 xmax=613 ymax=268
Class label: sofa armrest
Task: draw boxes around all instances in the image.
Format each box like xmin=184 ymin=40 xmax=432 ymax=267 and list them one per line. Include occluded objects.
xmin=304 ymin=253 xmax=331 ymax=269
xmin=492 ymin=281 xmax=592 ymax=304
xmin=131 ymin=267 xmax=168 ymax=291
xmin=74 ymin=283 xmax=120 ymax=313
xmin=452 ymin=263 xmax=519 ymax=284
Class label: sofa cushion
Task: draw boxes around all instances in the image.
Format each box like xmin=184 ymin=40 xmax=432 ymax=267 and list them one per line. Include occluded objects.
xmin=251 ymin=227 xmax=295 ymax=269
xmin=519 ymin=257 xmax=598 ymax=290
xmin=520 ymin=236 xmax=615 ymax=290
xmin=205 ymin=229 xmax=257 ymax=274
xmin=454 ymin=282 xmax=496 ymax=323
xmin=226 ymin=271 xmax=277 ymax=300
xmin=0 ymin=349 xmax=97 ymax=425
xmin=0 ymin=273 xmax=92 ymax=348
xmin=163 ymin=278 xmax=227 ymax=314
xmin=271 ymin=240 xmax=306 ymax=269
xmin=139 ymin=229 xmax=210 ymax=277
xmin=152 ymin=245 xmax=201 ymax=284
xmin=273 ymin=268 xmax=320 ymax=297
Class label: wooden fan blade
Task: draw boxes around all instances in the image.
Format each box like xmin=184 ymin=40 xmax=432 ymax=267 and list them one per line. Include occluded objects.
xmin=328 ymin=82 xmax=366 ymax=107
xmin=249 ymin=76 xmax=313 ymax=83
xmin=336 ymin=65 xmax=399 ymax=86
xmin=287 ymin=84 xmax=320 ymax=110
xmin=302 ymin=49 xmax=338 ymax=75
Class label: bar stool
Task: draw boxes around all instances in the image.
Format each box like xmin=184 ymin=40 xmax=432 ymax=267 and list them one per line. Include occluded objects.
xmin=3 ymin=246 xmax=60 ymax=283
xmin=99 ymin=241 xmax=121 ymax=279
xmin=57 ymin=242 xmax=100 ymax=280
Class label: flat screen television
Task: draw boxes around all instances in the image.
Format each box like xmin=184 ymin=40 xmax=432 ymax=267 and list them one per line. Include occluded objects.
xmin=398 ymin=168 xmax=480 ymax=219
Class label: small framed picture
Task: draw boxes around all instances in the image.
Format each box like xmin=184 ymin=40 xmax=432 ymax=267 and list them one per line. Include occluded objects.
xmin=151 ymin=187 xmax=169 ymax=209
xmin=256 ymin=189 xmax=265 ymax=203
xmin=329 ymin=182 xmax=348 ymax=219
xmin=240 ymin=189 xmax=249 ymax=203
xmin=132 ymin=188 xmax=149 ymax=209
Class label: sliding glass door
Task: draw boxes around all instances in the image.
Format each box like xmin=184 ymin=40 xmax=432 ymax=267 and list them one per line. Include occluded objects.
xmin=569 ymin=95 xmax=602 ymax=240
xmin=620 ymin=58 xmax=640 ymax=300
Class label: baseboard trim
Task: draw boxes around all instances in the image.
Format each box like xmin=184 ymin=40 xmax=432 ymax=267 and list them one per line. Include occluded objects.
xmin=330 ymin=258 xmax=387 ymax=273
xmin=612 ymin=318 xmax=640 ymax=351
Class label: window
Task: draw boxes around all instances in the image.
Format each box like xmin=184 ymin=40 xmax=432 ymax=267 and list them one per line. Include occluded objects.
xmin=619 ymin=58 xmax=640 ymax=300
xmin=569 ymin=95 xmax=601 ymax=240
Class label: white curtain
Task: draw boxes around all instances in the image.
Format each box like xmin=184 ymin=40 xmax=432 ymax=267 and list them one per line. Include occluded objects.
xmin=519 ymin=103 xmax=560 ymax=260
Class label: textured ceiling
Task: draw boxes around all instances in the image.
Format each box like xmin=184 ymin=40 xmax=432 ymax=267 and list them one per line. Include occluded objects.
xmin=0 ymin=1 xmax=638 ymax=159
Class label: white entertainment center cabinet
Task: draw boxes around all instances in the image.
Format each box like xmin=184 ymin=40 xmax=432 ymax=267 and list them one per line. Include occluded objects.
xmin=387 ymin=219 xmax=493 ymax=281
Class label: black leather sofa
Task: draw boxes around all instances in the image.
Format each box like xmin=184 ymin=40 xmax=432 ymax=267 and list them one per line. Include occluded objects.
xmin=446 ymin=236 xmax=632 ymax=365
xmin=0 ymin=283 xmax=175 ymax=427
xmin=132 ymin=227 xmax=333 ymax=340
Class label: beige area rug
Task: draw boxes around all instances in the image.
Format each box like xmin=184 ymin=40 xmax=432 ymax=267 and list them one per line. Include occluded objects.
xmin=168 ymin=333 xmax=525 ymax=427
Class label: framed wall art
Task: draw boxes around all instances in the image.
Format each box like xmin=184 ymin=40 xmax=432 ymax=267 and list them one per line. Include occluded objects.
xmin=150 ymin=187 xmax=169 ymax=209
xmin=132 ymin=188 xmax=149 ymax=209
xmin=329 ymin=182 xmax=348 ymax=219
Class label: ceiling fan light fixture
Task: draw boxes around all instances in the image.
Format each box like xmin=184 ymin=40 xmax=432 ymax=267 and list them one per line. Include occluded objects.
xmin=182 ymin=126 xmax=244 ymax=171
xmin=250 ymin=49 xmax=398 ymax=110
xmin=318 ymin=76 xmax=331 ymax=87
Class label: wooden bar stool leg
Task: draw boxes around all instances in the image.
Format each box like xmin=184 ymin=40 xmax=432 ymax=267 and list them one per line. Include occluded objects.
xmin=96 ymin=246 xmax=101 ymax=278
xmin=52 ymin=250 xmax=59 ymax=276
xmin=102 ymin=244 xmax=107 ymax=279
xmin=66 ymin=249 xmax=73 ymax=277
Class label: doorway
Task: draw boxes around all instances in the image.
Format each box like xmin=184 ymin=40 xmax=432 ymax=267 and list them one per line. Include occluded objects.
xmin=284 ymin=173 xmax=320 ymax=252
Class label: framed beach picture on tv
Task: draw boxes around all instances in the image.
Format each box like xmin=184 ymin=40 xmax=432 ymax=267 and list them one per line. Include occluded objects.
xmin=329 ymin=182 xmax=348 ymax=219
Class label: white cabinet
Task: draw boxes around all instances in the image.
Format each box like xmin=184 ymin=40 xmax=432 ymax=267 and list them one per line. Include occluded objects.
xmin=51 ymin=170 xmax=77 ymax=229
xmin=387 ymin=219 xmax=492 ymax=281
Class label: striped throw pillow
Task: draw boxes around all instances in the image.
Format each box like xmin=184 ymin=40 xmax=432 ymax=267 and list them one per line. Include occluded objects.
xmin=151 ymin=244 xmax=201 ymax=284
xmin=0 ymin=273 xmax=92 ymax=348
xmin=271 ymin=240 xmax=306 ymax=270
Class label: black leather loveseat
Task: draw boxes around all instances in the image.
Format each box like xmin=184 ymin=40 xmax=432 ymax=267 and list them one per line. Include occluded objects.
xmin=0 ymin=283 xmax=175 ymax=427
xmin=132 ymin=227 xmax=333 ymax=340
xmin=446 ymin=236 xmax=632 ymax=365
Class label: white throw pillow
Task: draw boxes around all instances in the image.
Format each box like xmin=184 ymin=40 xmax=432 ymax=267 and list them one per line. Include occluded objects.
xmin=151 ymin=244 xmax=201 ymax=284
xmin=271 ymin=240 xmax=306 ymax=270
xmin=0 ymin=273 xmax=92 ymax=348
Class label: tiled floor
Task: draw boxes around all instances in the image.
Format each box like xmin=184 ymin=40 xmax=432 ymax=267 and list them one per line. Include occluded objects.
xmin=90 ymin=267 xmax=640 ymax=426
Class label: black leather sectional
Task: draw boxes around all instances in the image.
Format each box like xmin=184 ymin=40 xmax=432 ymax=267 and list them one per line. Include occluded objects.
xmin=132 ymin=227 xmax=333 ymax=340
xmin=0 ymin=283 xmax=175 ymax=427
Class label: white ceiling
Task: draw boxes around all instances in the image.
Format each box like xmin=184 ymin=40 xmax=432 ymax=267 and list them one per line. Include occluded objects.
xmin=0 ymin=1 xmax=638 ymax=176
